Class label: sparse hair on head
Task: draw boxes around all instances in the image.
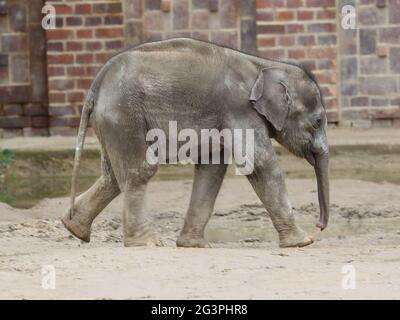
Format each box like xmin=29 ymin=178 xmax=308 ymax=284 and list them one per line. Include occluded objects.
xmin=285 ymin=60 xmax=326 ymax=109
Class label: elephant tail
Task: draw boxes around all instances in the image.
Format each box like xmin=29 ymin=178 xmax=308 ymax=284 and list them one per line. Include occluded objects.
xmin=69 ymin=96 xmax=95 ymax=219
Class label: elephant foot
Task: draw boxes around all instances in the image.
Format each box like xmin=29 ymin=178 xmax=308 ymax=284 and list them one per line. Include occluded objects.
xmin=124 ymin=236 xmax=163 ymax=247
xmin=278 ymin=227 xmax=313 ymax=248
xmin=61 ymin=211 xmax=91 ymax=243
xmin=176 ymin=234 xmax=210 ymax=248
xmin=124 ymin=226 xmax=163 ymax=247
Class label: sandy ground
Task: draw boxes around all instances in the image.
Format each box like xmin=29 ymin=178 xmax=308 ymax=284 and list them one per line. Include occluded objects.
xmin=1 ymin=176 xmax=400 ymax=300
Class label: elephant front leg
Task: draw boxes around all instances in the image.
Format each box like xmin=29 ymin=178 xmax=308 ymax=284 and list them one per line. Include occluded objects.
xmin=247 ymin=157 xmax=313 ymax=248
xmin=177 ymin=163 xmax=228 ymax=248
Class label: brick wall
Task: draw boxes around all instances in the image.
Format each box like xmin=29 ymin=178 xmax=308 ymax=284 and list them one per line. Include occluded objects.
xmin=46 ymin=0 xmax=125 ymax=136
xmin=1 ymin=0 xmax=400 ymax=137
xmin=0 ymin=0 xmax=48 ymax=138
xmin=256 ymin=0 xmax=338 ymax=123
xmin=339 ymin=0 xmax=400 ymax=128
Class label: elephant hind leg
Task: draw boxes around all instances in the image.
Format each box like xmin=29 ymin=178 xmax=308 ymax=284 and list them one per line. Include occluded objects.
xmin=62 ymin=151 xmax=121 ymax=242
xmin=122 ymin=161 xmax=161 ymax=247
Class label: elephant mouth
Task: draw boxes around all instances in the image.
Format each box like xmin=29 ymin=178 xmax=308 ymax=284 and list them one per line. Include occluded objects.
xmin=305 ymin=152 xmax=315 ymax=166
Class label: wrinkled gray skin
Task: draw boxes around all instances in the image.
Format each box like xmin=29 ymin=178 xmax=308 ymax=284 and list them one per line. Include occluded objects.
xmin=62 ymin=38 xmax=329 ymax=248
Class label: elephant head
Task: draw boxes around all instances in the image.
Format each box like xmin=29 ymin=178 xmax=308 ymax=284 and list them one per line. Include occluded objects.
xmin=249 ymin=66 xmax=330 ymax=230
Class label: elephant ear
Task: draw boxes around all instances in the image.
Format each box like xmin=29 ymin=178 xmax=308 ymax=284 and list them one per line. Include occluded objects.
xmin=249 ymin=68 xmax=291 ymax=131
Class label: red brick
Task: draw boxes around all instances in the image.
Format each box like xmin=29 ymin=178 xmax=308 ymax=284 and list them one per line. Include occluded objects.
xmin=288 ymin=49 xmax=306 ymax=59
xmin=95 ymin=28 xmax=123 ymax=38
xmin=86 ymin=41 xmax=103 ymax=51
xmin=316 ymin=9 xmax=335 ymax=19
xmin=49 ymin=92 xmax=65 ymax=103
xmin=376 ymin=46 xmax=388 ymax=57
xmin=287 ymin=0 xmax=304 ymax=7
xmin=23 ymin=104 xmax=48 ymax=116
xmin=307 ymin=47 xmax=336 ymax=59
xmin=96 ymin=52 xmax=113 ymax=63
xmin=257 ymin=11 xmax=274 ymax=21
xmin=104 ymin=16 xmax=123 ymax=25
xmin=85 ymin=17 xmax=102 ymax=26
xmin=76 ymin=54 xmax=94 ymax=64
xmin=66 ymin=42 xmax=83 ymax=51
xmin=93 ymin=3 xmax=122 ymax=14
xmin=258 ymin=48 xmax=285 ymax=59
xmin=307 ymin=23 xmax=336 ymax=33
xmin=315 ymin=72 xmax=336 ymax=84
xmin=47 ymin=42 xmax=64 ymax=52
xmin=48 ymin=106 xmax=75 ymax=116
xmin=47 ymin=54 xmax=74 ymax=65
xmin=161 ymin=0 xmax=171 ymax=12
xmin=47 ymin=29 xmax=73 ymax=40
xmin=105 ymin=40 xmax=124 ymax=50
xmin=84 ymin=66 xmax=99 ymax=77
xmin=256 ymin=0 xmax=285 ymax=8
xmin=306 ymin=0 xmax=335 ymax=8
xmin=3 ymin=104 xmax=23 ymax=116
xmin=47 ymin=66 xmax=65 ymax=77
xmin=257 ymin=37 xmax=276 ymax=47
xmin=53 ymin=4 xmax=73 ymax=14
xmin=31 ymin=116 xmax=49 ymax=128
xmin=297 ymin=10 xmax=313 ymax=20
xmin=298 ymin=35 xmax=315 ymax=46
xmin=325 ymin=99 xmax=337 ymax=110
xmin=75 ymin=4 xmax=92 ymax=14
xmin=77 ymin=29 xmax=93 ymax=39
xmin=286 ymin=24 xmax=304 ymax=33
xmin=67 ymin=66 xmax=85 ymax=77
xmin=66 ymin=17 xmax=83 ymax=26
xmin=278 ymin=36 xmax=295 ymax=46
xmin=277 ymin=11 xmax=295 ymax=20
xmin=257 ymin=24 xmax=285 ymax=34
xmin=77 ymin=79 xmax=92 ymax=90
xmin=210 ymin=31 xmax=238 ymax=49
xmin=49 ymin=79 xmax=75 ymax=91
xmin=67 ymin=92 xmax=85 ymax=103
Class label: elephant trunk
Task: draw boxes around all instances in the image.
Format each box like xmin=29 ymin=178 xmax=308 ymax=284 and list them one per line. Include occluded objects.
xmin=314 ymin=151 xmax=330 ymax=230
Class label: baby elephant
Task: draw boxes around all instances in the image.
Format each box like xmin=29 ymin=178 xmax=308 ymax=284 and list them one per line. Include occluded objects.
xmin=62 ymin=38 xmax=329 ymax=248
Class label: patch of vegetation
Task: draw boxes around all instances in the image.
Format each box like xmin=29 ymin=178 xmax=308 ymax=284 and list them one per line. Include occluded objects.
xmin=0 ymin=149 xmax=15 ymax=173
xmin=0 ymin=149 xmax=16 ymax=206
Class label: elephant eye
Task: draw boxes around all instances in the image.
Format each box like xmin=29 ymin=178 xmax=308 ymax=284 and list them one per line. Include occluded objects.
xmin=312 ymin=115 xmax=322 ymax=130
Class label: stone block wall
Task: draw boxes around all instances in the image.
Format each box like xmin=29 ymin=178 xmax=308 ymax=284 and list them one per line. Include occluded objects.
xmin=339 ymin=0 xmax=400 ymax=128
xmin=0 ymin=0 xmax=48 ymax=137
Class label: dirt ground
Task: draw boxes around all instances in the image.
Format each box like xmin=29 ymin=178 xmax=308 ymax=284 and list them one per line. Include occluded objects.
xmin=1 ymin=176 xmax=400 ymax=299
